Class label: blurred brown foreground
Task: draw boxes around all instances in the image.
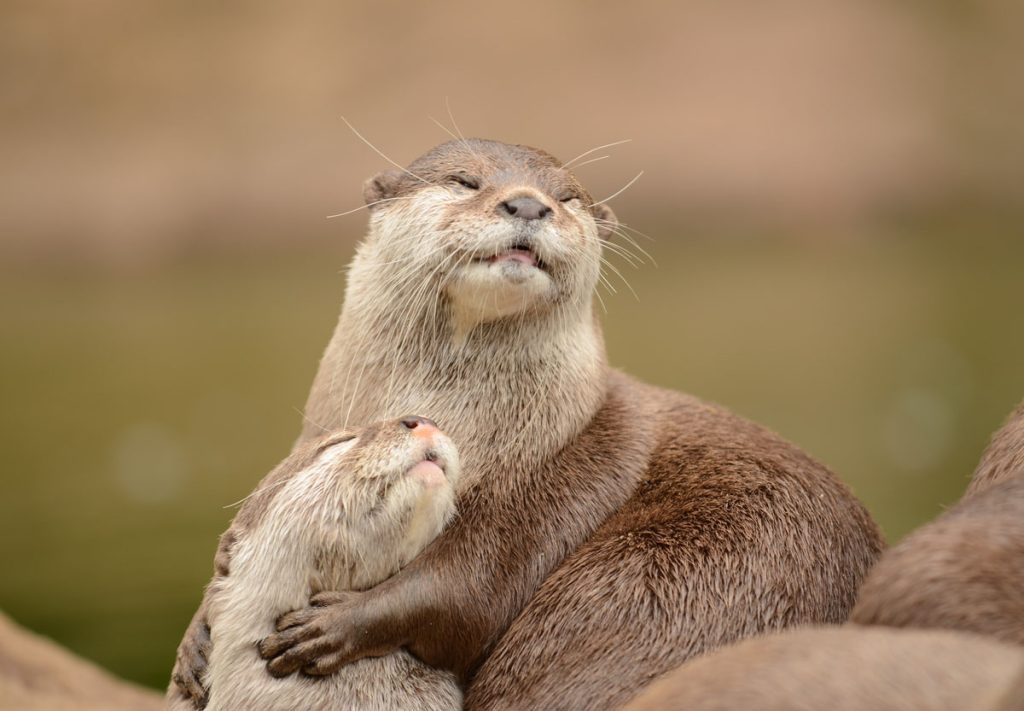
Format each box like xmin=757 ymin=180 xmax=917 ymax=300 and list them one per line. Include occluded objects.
xmin=0 ymin=611 xmax=159 ymax=710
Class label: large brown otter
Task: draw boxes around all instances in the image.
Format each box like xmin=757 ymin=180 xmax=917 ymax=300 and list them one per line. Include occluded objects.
xmin=174 ymin=138 xmax=884 ymax=709
xmin=851 ymin=398 xmax=1024 ymax=645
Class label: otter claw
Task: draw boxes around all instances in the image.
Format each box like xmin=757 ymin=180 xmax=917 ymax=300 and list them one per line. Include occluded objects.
xmin=275 ymin=608 xmax=313 ymax=631
xmin=302 ymin=651 xmax=346 ymax=677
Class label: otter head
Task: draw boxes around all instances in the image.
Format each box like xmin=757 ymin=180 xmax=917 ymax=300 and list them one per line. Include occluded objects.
xmin=356 ymin=139 xmax=618 ymax=336
xmin=271 ymin=416 xmax=460 ymax=590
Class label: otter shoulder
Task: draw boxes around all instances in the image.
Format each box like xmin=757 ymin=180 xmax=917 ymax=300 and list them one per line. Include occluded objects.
xmin=609 ymin=369 xmax=825 ymax=466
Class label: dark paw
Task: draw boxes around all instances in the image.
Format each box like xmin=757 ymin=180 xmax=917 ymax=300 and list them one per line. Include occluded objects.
xmin=172 ymin=621 xmax=211 ymax=708
xmin=259 ymin=591 xmax=360 ymax=677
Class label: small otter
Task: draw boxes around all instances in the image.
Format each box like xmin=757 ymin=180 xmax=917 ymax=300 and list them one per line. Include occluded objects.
xmin=621 ymin=626 xmax=1024 ymax=711
xmin=175 ymin=138 xmax=884 ymax=710
xmin=166 ymin=417 xmax=461 ymax=711
xmin=851 ymin=398 xmax=1024 ymax=645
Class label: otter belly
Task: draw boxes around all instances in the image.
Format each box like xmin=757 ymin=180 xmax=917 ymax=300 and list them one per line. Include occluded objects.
xmin=207 ymin=650 xmax=460 ymax=711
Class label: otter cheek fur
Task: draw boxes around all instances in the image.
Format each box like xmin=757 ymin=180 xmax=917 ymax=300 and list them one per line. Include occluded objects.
xmin=167 ymin=419 xmax=462 ymax=711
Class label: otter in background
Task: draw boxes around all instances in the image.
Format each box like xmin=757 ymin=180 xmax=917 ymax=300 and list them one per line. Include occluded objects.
xmin=167 ymin=416 xmax=461 ymax=711
xmin=851 ymin=398 xmax=1024 ymax=644
xmin=622 ymin=626 xmax=1024 ymax=711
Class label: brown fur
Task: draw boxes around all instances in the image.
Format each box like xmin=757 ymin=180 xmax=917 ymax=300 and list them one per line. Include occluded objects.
xmin=851 ymin=476 xmax=1024 ymax=644
xmin=466 ymin=376 xmax=882 ymax=709
xmin=621 ymin=626 xmax=1024 ymax=711
xmin=0 ymin=611 xmax=160 ymax=711
xmin=174 ymin=138 xmax=884 ymax=710
xmin=968 ymin=399 xmax=1024 ymax=497
xmin=851 ymin=399 xmax=1024 ymax=645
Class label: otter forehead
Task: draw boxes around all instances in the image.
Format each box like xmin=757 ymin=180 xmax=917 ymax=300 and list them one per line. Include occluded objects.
xmin=403 ymin=139 xmax=592 ymax=203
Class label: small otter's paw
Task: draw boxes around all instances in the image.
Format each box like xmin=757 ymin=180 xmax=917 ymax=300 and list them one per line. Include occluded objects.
xmin=171 ymin=618 xmax=211 ymax=708
xmin=258 ymin=590 xmax=366 ymax=678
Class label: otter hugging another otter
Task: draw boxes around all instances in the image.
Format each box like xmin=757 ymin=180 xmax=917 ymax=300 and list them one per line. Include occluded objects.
xmin=171 ymin=138 xmax=884 ymax=710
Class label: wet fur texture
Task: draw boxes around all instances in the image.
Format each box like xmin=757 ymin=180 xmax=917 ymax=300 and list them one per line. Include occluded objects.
xmin=851 ymin=399 xmax=1024 ymax=645
xmin=623 ymin=398 xmax=1024 ymax=711
xmin=167 ymin=421 xmax=461 ymax=711
xmin=621 ymin=626 xmax=1024 ymax=711
xmin=177 ymin=138 xmax=884 ymax=710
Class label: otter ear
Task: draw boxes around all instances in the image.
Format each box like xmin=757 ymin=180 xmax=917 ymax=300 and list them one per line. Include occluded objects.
xmin=591 ymin=203 xmax=618 ymax=239
xmin=363 ymin=170 xmax=405 ymax=210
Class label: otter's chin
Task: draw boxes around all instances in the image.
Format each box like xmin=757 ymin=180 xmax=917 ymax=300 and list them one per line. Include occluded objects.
xmin=446 ymin=260 xmax=555 ymax=333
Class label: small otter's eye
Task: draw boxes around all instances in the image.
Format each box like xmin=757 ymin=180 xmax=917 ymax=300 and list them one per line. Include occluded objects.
xmin=559 ymin=193 xmax=580 ymax=203
xmin=447 ymin=174 xmax=480 ymax=190
xmin=315 ymin=434 xmax=357 ymax=457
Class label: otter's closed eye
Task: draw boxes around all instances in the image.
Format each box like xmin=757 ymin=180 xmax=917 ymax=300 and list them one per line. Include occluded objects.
xmin=558 ymin=193 xmax=579 ymax=203
xmin=315 ymin=434 xmax=357 ymax=457
xmin=447 ymin=174 xmax=480 ymax=190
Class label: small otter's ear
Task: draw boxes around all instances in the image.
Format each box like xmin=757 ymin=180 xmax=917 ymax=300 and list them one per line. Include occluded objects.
xmin=591 ymin=203 xmax=618 ymax=239
xmin=363 ymin=170 xmax=405 ymax=210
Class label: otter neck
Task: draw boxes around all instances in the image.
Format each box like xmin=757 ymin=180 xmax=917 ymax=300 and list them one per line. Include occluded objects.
xmin=301 ymin=257 xmax=608 ymax=488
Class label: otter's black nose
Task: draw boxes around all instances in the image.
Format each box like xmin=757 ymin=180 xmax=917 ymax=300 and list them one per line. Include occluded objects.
xmin=499 ymin=196 xmax=552 ymax=221
xmin=400 ymin=416 xmax=438 ymax=431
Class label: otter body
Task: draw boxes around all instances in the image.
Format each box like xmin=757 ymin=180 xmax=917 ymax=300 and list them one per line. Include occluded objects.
xmin=852 ymin=399 xmax=1024 ymax=645
xmin=622 ymin=626 xmax=1024 ymax=711
xmin=625 ymin=398 xmax=1024 ymax=711
xmin=177 ymin=138 xmax=884 ymax=710
xmin=167 ymin=418 xmax=461 ymax=711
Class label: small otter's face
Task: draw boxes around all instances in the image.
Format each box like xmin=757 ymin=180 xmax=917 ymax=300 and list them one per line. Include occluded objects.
xmin=284 ymin=416 xmax=459 ymax=586
xmin=359 ymin=139 xmax=617 ymax=331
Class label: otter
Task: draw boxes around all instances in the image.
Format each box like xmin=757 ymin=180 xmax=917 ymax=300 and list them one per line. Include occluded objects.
xmin=174 ymin=138 xmax=884 ymax=710
xmin=621 ymin=626 xmax=1024 ymax=711
xmin=851 ymin=398 xmax=1024 ymax=645
xmin=166 ymin=416 xmax=462 ymax=711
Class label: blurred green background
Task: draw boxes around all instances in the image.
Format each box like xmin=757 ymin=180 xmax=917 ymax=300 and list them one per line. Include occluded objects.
xmin=2 ymin=0 xmax=1023 ymax=691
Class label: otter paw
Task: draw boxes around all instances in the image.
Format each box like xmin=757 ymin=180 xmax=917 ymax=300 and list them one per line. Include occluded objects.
xmin=171 ymin=619 xmax=211 ymax=708
xmin=258 ymin=591 xmax=363 ymax=677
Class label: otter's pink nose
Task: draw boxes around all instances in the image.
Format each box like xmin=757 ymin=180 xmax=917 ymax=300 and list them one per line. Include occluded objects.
xmin=400 ymin=416 xmax=439 ymax=440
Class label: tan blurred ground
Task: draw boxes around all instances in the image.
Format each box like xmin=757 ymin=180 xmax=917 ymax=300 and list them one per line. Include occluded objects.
xmin=1 ymin=0 xmax=1023 ymax=692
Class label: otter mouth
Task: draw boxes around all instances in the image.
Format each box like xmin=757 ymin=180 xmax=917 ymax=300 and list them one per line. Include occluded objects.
xmin=407 ymin=457 xmax=447 ymax=488
xmin=474 ymin=244 xmax=547 ymax=272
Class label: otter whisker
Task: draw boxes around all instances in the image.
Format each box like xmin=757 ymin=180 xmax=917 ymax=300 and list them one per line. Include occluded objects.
xmin=599 ymin=239 xmax=643 ymax=268
xmin=340 ymin=116 xmax=429 ymax=184
xmin=599 ymin=255 xmax=640 ymax=301
xmin=567 ymin=154 xmax=610 ymax=170
xmin=327 ymin=196 xmax=419 ymax=219
xmin=223 ymin=475 xmax=293 ymax=509
xmin=444 ymin=97 xmax=485 ymax=165
xmin=595 ymin=217 xmax=657 ymax=246
xmin=602 ymin=218 xmax=656 ymax=243
xmin=294 ymin=406 xmax=331 ymax=434
xmin=589 ymin=171 xmax=644 ymax=208
xmin=562 ymin=139 xmax=633 ymax=170
xmin=428 ymin=115 xmax=460 ymax=142
xmin=597 ymin=271 xmax=618 ymax=295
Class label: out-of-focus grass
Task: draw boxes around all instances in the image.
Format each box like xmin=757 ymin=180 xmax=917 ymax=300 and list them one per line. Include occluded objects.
xmin=1 ymin=224 xmax=1022 ymax=689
